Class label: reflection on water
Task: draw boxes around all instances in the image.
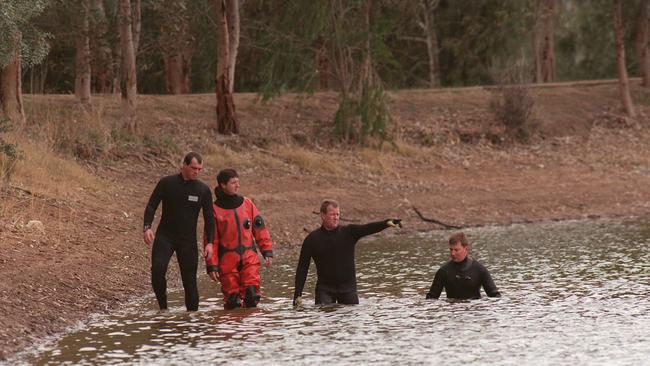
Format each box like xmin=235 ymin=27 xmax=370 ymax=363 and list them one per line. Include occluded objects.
xmin=19 ymin=218 xmax=650 ymax=365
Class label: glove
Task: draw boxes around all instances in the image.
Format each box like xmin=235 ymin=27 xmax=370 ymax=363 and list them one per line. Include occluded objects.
xmin=293 ymin=296 xmax=303 ymax=307
xmin=386 ymin=219 xmax=402 ymax=228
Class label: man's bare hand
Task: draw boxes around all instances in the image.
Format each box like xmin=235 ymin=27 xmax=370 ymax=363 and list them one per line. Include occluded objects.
xmin=265 ymin=256 xmax=273 ymax=268
xmin=143 ymin=229 xmax=154 ymax=245
xmin=204 ymin=243 xmax=214 ymax=259
xmin=208 ymin=271 xmax=219 ymax=282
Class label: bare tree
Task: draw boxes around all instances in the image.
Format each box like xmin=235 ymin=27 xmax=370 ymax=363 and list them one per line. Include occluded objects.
xmin=636 ymin=0 xmax=650 ymax=87
xmin=75 ymin=0 xmax=92 ymax=107
xmin=419 ymin=0 xmax=440 ymax=87
xmin=396 ymin=0 xmax=441 ymax=87
xmin=613 ymin=0 xmax=635 ymax=117
xmin=534 ymin=0 xmax=556 ymax=83
xmin=214 ymin=0 xmax=239 ymax=134
xmin=0 ymin=36 xmax=25 ymax=124
xmin=119 ymin=0 xmax=138 ymax=132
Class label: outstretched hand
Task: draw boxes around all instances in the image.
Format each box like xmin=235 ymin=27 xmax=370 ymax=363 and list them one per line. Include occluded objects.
xmin=386 ymin=219 xmax=403 ymax=228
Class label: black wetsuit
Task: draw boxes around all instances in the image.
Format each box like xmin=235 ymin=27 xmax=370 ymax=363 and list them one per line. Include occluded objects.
xmin=426 ymin=257 xmax=501 ymax=300
xmin=293 ymin=221 xmax=389 ymax=305
xmin=143 ymin=173 xmax=215 ymax=311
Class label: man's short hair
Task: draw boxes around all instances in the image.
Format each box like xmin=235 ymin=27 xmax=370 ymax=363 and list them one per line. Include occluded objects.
xmin=217 ymin=168 xmax=239 ymax=185
xmin=320 ymin=199 xmax=339 ymax=213
xmin=183 ymin=151 xmax=203 ymax=165
xmin=449 ymin=232 xmax=469 ymax=247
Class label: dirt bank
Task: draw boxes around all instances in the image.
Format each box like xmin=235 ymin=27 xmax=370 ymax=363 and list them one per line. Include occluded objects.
xmin=2 ymin=82 xmax=650 ymax=359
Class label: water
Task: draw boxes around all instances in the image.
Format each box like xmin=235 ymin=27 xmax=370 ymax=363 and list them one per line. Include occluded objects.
xmin=18 ymin=219 xmax=650 ymax=365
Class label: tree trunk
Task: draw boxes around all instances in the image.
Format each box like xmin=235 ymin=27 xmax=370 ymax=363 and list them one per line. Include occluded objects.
xmin=214 ymin=0 xmax=239 ymax=134
xmin=163 ymin=53 xmax=192 ymax=94
xmin=314 ymin=36 xmax=330 ymax=90
xmin=119 ymin=0 xmax=138 ymax=132
xmin=613 ymin=0 xmax=635 ymax=117
xmin=75 ymin=0 xmax=92 ymax=107
xmin=160 ymin=0 xmax=194 ymax=94
xmin=90 ymin=0 xmax=114 ymax=94
xmin=636 ymin=0 xmax=650 ymax=87
xmin=420 ymin=0 xmax=440 ymax=87
xmin=226 ymin=0 xmax=240 ymax=93
xmin=132 ymin=0 xmax=142 ymax=53
xmin=534 ymin=0 xmax=556 ymax=83
xmin=0 ymin=33 xmax=25 ymax=124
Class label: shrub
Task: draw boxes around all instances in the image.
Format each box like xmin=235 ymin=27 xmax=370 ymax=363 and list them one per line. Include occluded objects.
xmin=489 ymin=64 xmax=537 ymax=142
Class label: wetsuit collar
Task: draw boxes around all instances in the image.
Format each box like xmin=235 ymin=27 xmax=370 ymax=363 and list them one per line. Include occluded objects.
xmin=452 ymin=256 xmax=472 ymax=270
xmin=320 ymin=225 xmax=340 ymax=232
xmin=215 ymin=188 xmax=244 ymax=209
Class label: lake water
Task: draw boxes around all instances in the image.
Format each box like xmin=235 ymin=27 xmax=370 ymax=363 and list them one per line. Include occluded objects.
xmin=18 ymin=218 xmax=650 ymax=365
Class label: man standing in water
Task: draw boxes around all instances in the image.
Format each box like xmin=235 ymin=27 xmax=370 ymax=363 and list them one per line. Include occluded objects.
xmin=143 ymin=152 xmax=215 ymax=311
xmin=426 ymin=232 xmax=500 ymax=300
xmin=293 ymin=199 xmax=402 ymax=306
xmin=204 ymin=168 xmax=274 ymax=309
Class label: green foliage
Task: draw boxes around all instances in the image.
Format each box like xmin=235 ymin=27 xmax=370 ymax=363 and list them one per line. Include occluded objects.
xmin=9 ymin=0 xmax=650 ymax=95
xmin=334 ymin=82 xmax=391 ymax=144
xmin=0 ymin=0 xmax=50 ymax=67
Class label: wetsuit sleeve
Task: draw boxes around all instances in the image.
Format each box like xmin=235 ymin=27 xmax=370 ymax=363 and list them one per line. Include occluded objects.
xmin=480 ymin=264 xmax=501 ymax=298
xmin=293 ymin=237 xmax=312 ymax=300
xmin=202 ymin=185 xmax=215 ymax=244
xmin=250 ymin=201 xmax=273 ymax=258
xmin=205 ymin=204 xmax=219 ymax=273
xmin=348 ymin=220 xmax=389 ymax=241
xmin=143 ymin=179 xmax=164 ymax=231
xmin=426 ymin=268 xmax=444 ymax=299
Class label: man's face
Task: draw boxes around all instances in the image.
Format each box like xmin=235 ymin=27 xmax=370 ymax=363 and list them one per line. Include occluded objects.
xmin=449 ymin=242 xmax=468 ymax=263
xmin=181 ymin=158 xmax=203 ymax=181
xmin=220 ymin=177 xmax=240 ymax=195
xmin=321 ymin=205 xmax=340 ymax=231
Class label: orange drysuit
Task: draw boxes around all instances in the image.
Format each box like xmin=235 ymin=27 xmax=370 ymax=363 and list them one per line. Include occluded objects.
xmin=205 ymin=195 xmax=273 ymax=308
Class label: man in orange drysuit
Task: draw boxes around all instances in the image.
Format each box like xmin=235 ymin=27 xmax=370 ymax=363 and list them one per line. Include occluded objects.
xmin=204 ymin=168 xmax=273 ymax=309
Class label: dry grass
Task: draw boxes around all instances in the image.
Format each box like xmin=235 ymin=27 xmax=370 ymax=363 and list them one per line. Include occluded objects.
xmin=10 ymin=138 xmax=104 ymax=198
xmin=203 ymin=143 xmax=250 ymax=171
xmin=358 ymin=148 xmax=395 ymax=175
xmin=393 ymin=141 xmax=436 ymax=160
xmin=275 ymin=145 xmax=343 ymax=176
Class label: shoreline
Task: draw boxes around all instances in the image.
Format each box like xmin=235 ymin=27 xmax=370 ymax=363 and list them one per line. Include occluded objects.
xmin=2 ymin=87 xmax=650 ymax=359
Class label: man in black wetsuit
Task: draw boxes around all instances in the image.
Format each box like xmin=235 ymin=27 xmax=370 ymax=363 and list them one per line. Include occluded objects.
xmin=143 ymin=152 xmax=215 ymax=311
xmin=426 ymin=232 xmax=500 ymax=300
xmin=293 ymin=199 xmax=402 ymax=306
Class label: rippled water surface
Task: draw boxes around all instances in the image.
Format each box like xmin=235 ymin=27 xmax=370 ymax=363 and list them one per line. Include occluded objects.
xmin=20 ymin=219 xmax=650 ymax=365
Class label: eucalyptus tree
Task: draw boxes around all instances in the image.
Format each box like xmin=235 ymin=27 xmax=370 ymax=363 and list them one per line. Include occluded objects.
xmin=246 ymin=0 xmax=393 ymax=143
xmin=153 ymin=0 xmax=194 ymax=94
xmin=534 ymin=0 xmax=556 ymax=82
xmin=0 ymin=0 xmax=50 ymax=123
xmin=612 ymin=0 xmax=635 ymax=117
xmin=214 ymin=0 xmax=240 ymax=135
xmin=635 ymin=0 xmax=650 ymax=87
xmin=118 ymin=0 xmax=139 ymax=132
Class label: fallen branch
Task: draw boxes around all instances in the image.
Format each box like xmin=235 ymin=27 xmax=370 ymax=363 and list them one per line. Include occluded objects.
xmin=412 ymin=206 xmax=462 ymax=229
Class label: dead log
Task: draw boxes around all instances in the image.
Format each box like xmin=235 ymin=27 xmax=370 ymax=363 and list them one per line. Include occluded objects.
xmin=412 ymin=206 xmax=462 ymax=229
